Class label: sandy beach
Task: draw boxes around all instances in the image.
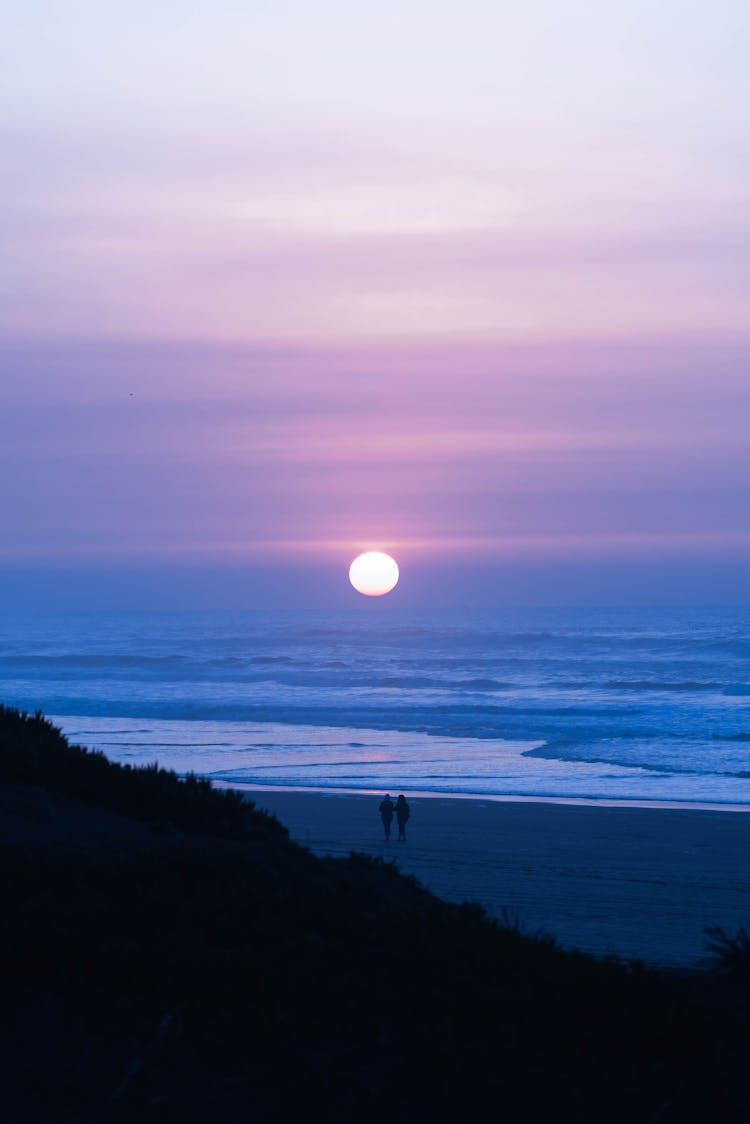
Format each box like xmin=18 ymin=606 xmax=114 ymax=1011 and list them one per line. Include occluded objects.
xmin=247 ymin=789 xmax=750 ymax=967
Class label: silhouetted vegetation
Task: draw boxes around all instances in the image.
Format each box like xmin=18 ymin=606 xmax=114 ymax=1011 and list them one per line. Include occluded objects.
xmin=2 ymin=706 xmax=750 ymax=1122
xmin=706 ymin=925 xmax=750 ymax=979
xmin=0 ymin=705 xmax=285 ymax=842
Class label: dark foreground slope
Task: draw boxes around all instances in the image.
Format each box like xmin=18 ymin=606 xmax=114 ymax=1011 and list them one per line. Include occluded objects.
xmin=1 ymin=707 xmax=749 ymax=1123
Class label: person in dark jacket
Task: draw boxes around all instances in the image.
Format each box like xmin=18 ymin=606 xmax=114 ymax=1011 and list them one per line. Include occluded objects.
xmin=379 ymin=794 xmax=395 ymax=840
xmin=395 ymin=794 xmax=410 ymax=842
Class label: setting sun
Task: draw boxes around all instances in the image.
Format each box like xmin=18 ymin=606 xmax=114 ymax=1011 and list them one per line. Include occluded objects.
xmin=348 ymin=552 xmax=399 ymax=597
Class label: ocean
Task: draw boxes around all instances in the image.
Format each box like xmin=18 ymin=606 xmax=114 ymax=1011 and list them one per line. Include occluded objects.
xmin=2 ymin=606 xmax=749 ymax=805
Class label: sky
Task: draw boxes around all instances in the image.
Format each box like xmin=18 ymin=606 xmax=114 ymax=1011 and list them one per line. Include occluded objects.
xmin=2 ymin=1 xmax=749 ymax=608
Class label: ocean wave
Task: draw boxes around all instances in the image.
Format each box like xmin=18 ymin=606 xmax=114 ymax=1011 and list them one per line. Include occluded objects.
xmin=0 ymin=654 xmax=187 ymax=668
xmin=699 ymin=640 xmax=750 ymax=657
xmin=604 ymin=680 xmax=719 ymax=692
xmin=459 ymin=677 xmax=510 ymax=690
xmin=523 ymin=742 xmax=697 ymax=775
xmin=4 ymin=694 xmax=656 ymax=741
xmin=374 ymin=676 xmax=509 ymax=691
xmin=67 ymin=727 xmax=154 ymax=735
xmin=99 ymin=740 xmax=234 ymax=748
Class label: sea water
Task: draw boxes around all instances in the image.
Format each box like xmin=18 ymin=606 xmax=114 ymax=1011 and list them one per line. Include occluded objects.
xmin=1 ymin=606 xmax=749 ymax=804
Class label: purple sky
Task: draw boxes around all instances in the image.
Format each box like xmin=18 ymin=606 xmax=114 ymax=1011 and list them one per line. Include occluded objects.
xmin=2 ymin=2 xmax=749 ymax=607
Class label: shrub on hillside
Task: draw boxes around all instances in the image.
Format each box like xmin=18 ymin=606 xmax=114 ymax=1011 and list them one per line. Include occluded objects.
xmin=705 ymin=925 xmax=750 ymax=979
xmin=0 ymin=705 xmax=285 ymax=843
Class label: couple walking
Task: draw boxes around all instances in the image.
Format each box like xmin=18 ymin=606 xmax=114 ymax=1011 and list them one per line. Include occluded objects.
xmin=379 ymin=793 xmax=410 ymax=841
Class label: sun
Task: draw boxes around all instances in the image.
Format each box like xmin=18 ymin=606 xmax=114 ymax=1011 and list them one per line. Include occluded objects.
xmin=349 ymin=551 xmax=399 ymax=597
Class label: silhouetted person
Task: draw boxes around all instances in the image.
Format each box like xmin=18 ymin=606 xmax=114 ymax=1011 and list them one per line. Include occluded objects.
xmin=379 ymin=794 xmax=394 ymax=840
xmin=395 ymin=794 xmax=410 ymax=841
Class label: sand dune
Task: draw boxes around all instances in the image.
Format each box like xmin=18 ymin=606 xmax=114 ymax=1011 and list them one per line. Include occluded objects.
xmin=249 ymin=790 xmax=750 ymax=966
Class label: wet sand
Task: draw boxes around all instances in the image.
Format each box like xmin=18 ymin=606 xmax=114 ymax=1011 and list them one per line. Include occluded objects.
xmin=248 ymin=789 xmax=750 ymax=966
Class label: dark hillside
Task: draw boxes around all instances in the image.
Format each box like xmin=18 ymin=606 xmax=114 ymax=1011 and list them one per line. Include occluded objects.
xmin=1 ymin=707 xmax=749 ymax=1122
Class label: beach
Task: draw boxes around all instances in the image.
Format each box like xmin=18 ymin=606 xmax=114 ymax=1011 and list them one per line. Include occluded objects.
xmin=4 ymin=610 xmax=749 ymax=968
xmin=249 ymin=789 xmax=750 ymax=967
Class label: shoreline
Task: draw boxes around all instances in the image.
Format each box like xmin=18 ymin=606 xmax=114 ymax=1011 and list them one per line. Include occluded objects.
xmin=213 ymin=779 xmax=750 ymax=814
xmin=52 ymin=713 xmax=750 ymax=812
